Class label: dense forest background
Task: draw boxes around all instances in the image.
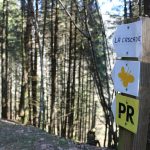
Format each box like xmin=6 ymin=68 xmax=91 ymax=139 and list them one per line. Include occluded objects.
xmin=0 ymin=0 xmax=149 ymax=149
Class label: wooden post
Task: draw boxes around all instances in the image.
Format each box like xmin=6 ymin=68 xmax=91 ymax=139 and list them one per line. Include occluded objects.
xmin=118 ymin=17 xmax=150 ymax=150
xmin=144 ymin=0 xmax=150 ymax=16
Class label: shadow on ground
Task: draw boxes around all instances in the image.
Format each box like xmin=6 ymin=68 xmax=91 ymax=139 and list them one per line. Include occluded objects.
xmin=0 ymin=120 xmax=113 ymax=150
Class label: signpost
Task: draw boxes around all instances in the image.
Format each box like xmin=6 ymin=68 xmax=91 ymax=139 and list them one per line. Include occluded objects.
xmin=116 ymin=94 xmax=139 ymax=133
xmin=112 ymin=17 xmax=150 ymax=150
xmin=113 ymin=20 xmax=142 ymax=58
xmin=112 ymin=60 xmax=140 ymax=96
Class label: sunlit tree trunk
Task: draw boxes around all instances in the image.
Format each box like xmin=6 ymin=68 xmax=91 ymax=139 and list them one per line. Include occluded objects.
xmin=19 ymin=0 xmax=33 ymax=124
xmin=76 ymin=46 xmax=82 ymax=141
xmin=32 ymin=0 xmax=38 ymax=127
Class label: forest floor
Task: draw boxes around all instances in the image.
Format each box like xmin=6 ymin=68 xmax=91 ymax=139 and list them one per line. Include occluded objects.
xmin=0 ymin=120 xmax=113 ymax=150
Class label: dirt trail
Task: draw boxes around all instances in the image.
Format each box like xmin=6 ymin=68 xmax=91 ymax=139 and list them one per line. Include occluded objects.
xmin=0 ymin=120 xmax=112 ymax=150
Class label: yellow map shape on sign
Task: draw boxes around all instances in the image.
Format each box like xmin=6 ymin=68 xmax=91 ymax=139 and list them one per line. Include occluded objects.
xmin=118 ymin=67 xmax=134 ymax=87
xmin=116 ymin=94 xmax=139 ymax=133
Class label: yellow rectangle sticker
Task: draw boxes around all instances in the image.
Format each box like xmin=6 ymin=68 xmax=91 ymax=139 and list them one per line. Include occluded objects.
xmin=116 ymin=94 xmax=139 ymax=133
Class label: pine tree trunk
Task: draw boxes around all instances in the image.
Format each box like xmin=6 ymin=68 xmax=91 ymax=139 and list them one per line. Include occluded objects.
xmin=65 ymin=0 xmax=73 ymax=138
xmin=32 ymin=31 xmax=38 ymax=127
xmin=2 ymin=0 xmax=9 ymax=119
xmin=49 ymin=0 xmax=58 ymax=133
xmin=76 ymin=48 xmax=82 ymax=141
xmin=69 ymin=1 xmax=77 ymax=139
xmin=14 ymin=63 xmax=18 ymax=120
xmin=19 ymin=0 xmax=33 ymax=124
xmin=1 ymin=0 xmax=6 ymax=119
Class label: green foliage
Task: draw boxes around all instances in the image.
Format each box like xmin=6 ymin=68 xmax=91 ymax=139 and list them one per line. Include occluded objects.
xmin=8 ymin=1 xmax=22 ymax=63
xmin=0 ymin=0 xmax=22 ymax=63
